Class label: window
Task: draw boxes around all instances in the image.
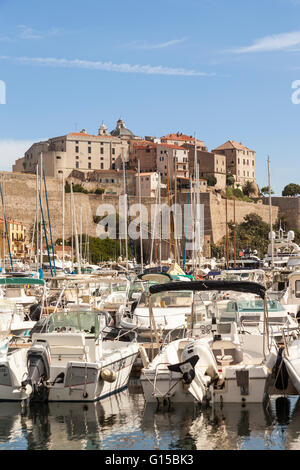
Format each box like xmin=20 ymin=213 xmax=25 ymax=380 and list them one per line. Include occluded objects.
xmin=247 ymin=160 xmax=249 ymax=165
xmin=112 ymin=148 xmax=115 ymax=155
xmin=296 ymin=281 xmax=300 ymax=298
xmin=76 ymin=156 xmax=79 ymax=160
xmin=88 ymin=162 xmax=91 ymax=169
xmin=56 ymin=156 xmax=61 ymax=159
xmin=76 ymin=140 xmax=79 ymax=144
xmin=88 ymin=156 xmax=91 ymax=160
xmin=100 ymin=147 xmax=104 ymax=154
xmin=75 ymin=146 xmax=79 ymax=153
xmin=252 ymin=161 xmax=254 ymax=166
xmin=76 ymin=162 xmax=79 ymax=169
xmin=88 ymin=147 xmax=91 ymax=153
xmin=88 ymin=141 xmax=91 ymax=145
xmin=243 ymin=159 xmax=245 ymax=165
xmin=101 ymin=163 xmax=104 ymax=169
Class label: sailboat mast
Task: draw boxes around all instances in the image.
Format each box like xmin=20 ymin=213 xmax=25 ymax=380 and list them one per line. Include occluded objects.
xmin=267 ymin=156 xmax=274 ymax=269
xmin=138 ymin=160 xmax=144 ymax=272
xmin=71 ymin=181 xmax=81 ymax=275
xmin=158 ymin=172 xmax=162 ymax=268
xmin=62 ymin=174 xmax=65 ymax=271
xmin=36 ymin=164 xmax=39 ymax=271
xmin=122 ymin=149 xmax=129 ymax=270
xmin=2 ymin=175 xmax=5 ymax=272
xmin=40 ymin=152 xmax=43 ymax=269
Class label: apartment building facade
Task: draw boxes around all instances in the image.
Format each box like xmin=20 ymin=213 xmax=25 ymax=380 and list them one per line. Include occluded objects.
xmin=13 ymin=120 xmax=138 ymax=179
xmin=212 ymin=140 xmax=256 ymax=186
xmin=183 ymin=146 xmax=227 ymax=189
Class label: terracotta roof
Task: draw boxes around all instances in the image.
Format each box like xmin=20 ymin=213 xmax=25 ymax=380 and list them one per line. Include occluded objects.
xmin=134 ymin=143 xmax=157 ymax=150
xmin=213 ymin=140 xmax=255 ymax=152
xmin=158 ymin=143 xmax=187 ymax=151
xmin=68 ymin=132 xmax=115 ymax=139
xmin=161 ymin=133 xmax=204 ymax=144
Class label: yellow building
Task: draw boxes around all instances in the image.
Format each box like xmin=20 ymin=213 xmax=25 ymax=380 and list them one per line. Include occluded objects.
xmin=0 ymin=218 xmax=26 ymax=259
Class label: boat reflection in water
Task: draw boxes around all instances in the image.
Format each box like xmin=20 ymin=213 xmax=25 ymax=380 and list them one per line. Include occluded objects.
xmin=0 ymin=386 xmax=300 ymax=450
xmin=0 ymin=385 xmax=144 ymax=450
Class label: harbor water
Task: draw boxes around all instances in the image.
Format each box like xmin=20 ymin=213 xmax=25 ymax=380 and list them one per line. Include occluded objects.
xmin=0 ymin=379 xmax=300 ymax=450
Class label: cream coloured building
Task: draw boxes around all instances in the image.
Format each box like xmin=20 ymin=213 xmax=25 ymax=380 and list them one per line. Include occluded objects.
xmin=212 ymin=140 xmax=256 ymax=186
xmin=13 ymin=119 xmax=138 ymax=179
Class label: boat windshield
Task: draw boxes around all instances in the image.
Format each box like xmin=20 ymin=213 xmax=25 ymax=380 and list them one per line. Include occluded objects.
xmin=128 ymin=281 xmax=156 ymax=302
xmin=142 ymin=290 xmax=193 ymax=308
xmin=226 ymin=299 xmax=285 ymax=312
xmin=111 ymin=283 xmax=127 ymax=293
xmin=47 ymin=311 xmax=99 ymax=337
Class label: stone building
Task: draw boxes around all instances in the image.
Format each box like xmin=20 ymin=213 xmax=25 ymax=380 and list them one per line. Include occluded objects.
xmin=160 ymin=132 xmax=206 ymax=149
xmin=130 ymin=142 xmax=189 ymax=180
xmin=13 ymin=119 xmax=138 ymax=179
xmin=183 ymin=146 xmax=227 ymax=190
xmin=212 ymin=140 xmax=256 ymax=186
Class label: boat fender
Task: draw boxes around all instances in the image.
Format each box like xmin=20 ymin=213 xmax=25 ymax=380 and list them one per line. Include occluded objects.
xmin=139 ymin=346 xmax=150 ymax=368
xmin=274 ymin=348 xmax=289 ymax=390
xmin=100 ymin=369 xmax=117 ymax=383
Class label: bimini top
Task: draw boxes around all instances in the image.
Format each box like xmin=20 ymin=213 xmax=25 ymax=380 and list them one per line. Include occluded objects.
xmin=0 ymin=277 xmax=45 ymax=286
xmin=149 ymin=280 xmax=266 ymax=299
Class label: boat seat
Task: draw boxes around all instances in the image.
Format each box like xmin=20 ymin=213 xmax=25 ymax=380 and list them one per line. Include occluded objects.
xmin=211 ymin=340 xmax=243 ymax=365
xmin=32 ymin=332 xmax=88 ymax=360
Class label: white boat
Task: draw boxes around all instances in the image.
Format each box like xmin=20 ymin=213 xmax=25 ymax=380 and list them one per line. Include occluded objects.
xmin=140 ymin=280 xmax=278 ymax=405
xmin=217 ymin=297 xmax=298 ymax=342
xmin=0 ymin=309 xmax=139 ymax=402
xmin=281 ymin=269 xmax=300 ymax=317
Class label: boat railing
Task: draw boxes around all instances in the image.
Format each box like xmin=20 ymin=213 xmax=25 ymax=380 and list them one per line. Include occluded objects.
xmin=161 ymin=325 xmax=189 ymax=351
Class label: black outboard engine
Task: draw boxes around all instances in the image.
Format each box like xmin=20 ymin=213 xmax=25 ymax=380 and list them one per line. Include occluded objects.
xmin=28 ymin=303 xmax=42 ymax=321
xmin=22 ymin=340 xmax=51 ymax=402
xmin=168 ymin=355 xmax=199 ymax=385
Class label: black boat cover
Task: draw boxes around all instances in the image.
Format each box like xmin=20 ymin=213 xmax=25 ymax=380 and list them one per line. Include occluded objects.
xmin=148 ymin=280 xmax=266 ymax=299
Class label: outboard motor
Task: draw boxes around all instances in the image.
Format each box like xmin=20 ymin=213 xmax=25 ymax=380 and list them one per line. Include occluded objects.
xmin=22 ymin=340 xmax=51 ymax=402
xmin=168 ymin=355 xmax=199 ymax=385
xmin=273 ymin=347 xmax=289 ymax=391
xmin=28 ymin=303 xmax=42 ymax=321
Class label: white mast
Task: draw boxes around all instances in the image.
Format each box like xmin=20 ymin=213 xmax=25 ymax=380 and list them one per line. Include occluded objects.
xmin=138 ymin=160 xmax=144 ymax=272
xmin=158 ymin=172 xmax=162 ymax=267
xmin=122 ymin=149 xmax=129 ymax=270
xmin=71 ymin=181 xmax=81 ymax=275
xmin=62 ymin=173 xmax=65 ymax=271
xmin=267 ymin=156 xmax=274 ymax=269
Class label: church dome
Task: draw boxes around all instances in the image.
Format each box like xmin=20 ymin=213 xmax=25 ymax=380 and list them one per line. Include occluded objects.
xmin=111 ymin=117 xmax=135 ymax=137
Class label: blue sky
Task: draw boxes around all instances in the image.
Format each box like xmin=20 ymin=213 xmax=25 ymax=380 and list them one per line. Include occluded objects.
xmin=0 ymin=0 xmax=300 ymax=194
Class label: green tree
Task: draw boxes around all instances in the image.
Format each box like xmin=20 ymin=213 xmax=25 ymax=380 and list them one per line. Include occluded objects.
xmin=260 ymin=186 xmax=274 ymax=195
xmin=282 ymin=183 xmax=300 ymax=197
xmin=206 ymin=175 xmax=217 ymax=187
xmin=228 ymin=213 xmax=271 ymax=258
xmin=242 ymin=181 xmax=256 ymax=197
xmin=226 ymin=173 xmax=235 ymax=187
